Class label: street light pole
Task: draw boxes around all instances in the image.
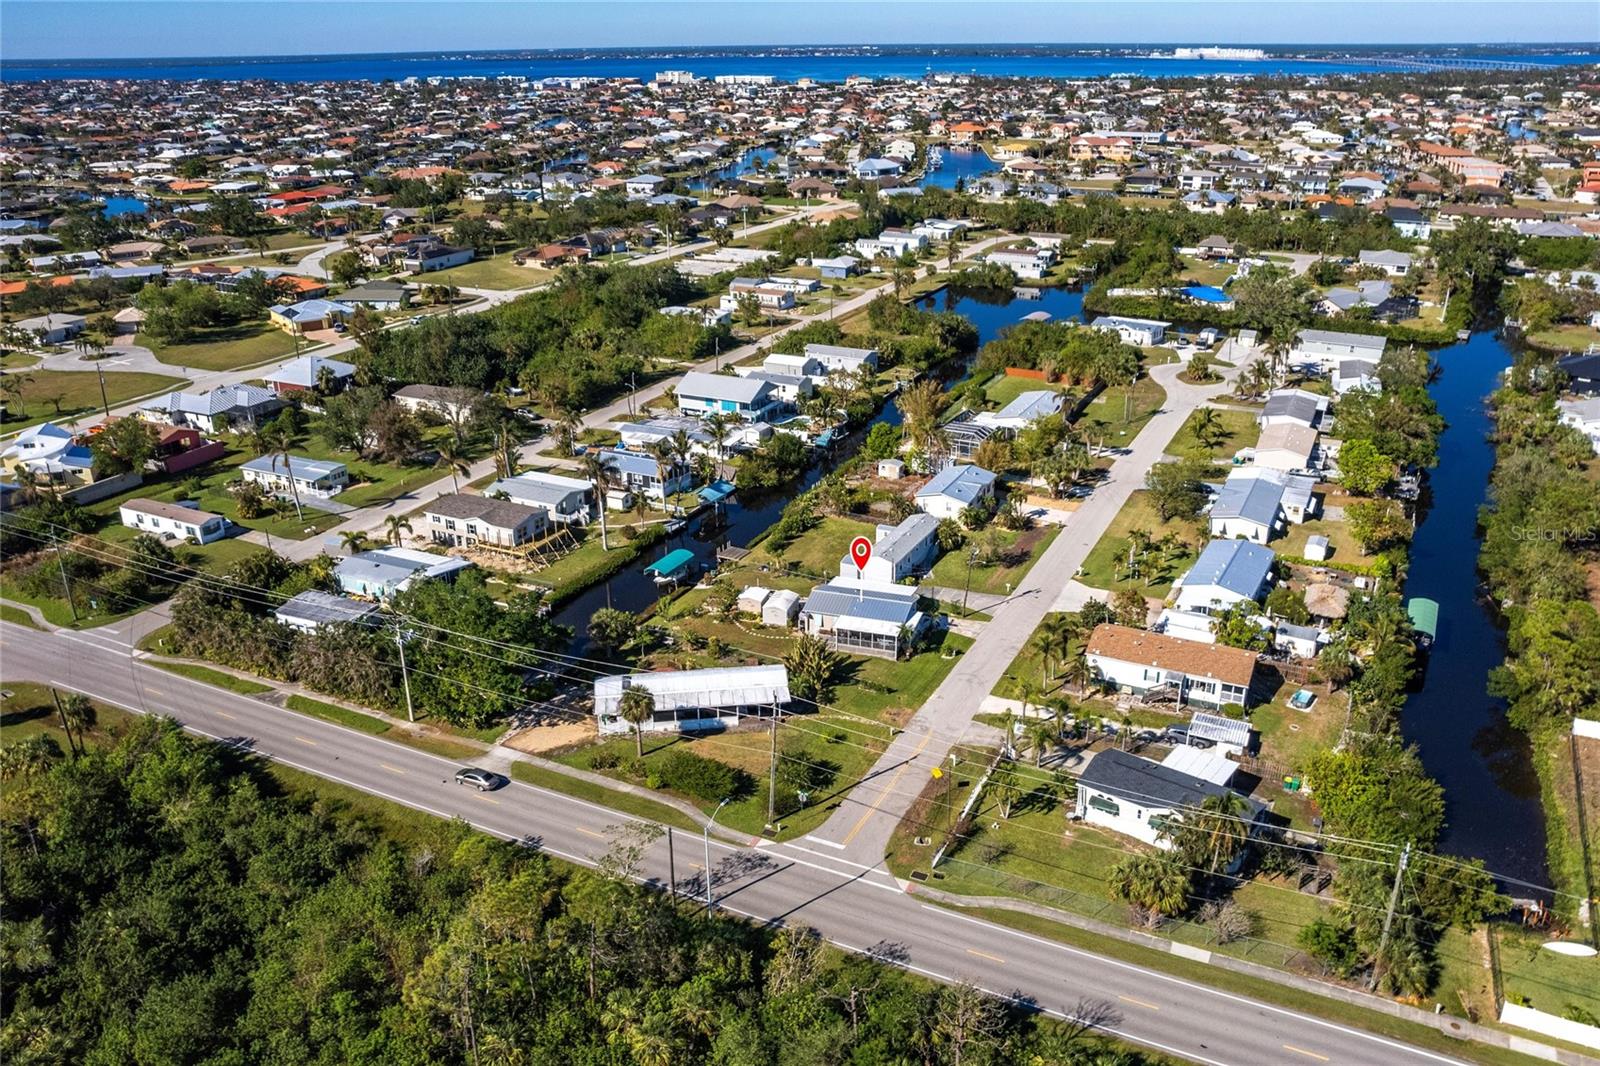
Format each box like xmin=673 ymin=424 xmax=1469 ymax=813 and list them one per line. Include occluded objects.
xmin=704 ymin=797 xmax=730 ymax=909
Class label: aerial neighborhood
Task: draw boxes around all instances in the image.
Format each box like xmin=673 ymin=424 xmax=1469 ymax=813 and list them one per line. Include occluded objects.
xmin=3 ymin=36 xmax=1600 ymax=1064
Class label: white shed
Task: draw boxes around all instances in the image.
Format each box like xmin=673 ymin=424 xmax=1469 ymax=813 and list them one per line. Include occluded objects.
xmin=762 ymin=588 xmax=800 ymax=627
xmin=1303 ymin=534 xmax=1330 ymax=561
xmin=877 ymin=458 xmax=906 ymax=479
xmin=737 ymin=585 xmax=773 ymax=615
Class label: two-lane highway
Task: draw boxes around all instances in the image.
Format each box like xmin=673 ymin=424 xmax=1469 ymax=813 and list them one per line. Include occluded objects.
xmin=0 ymin=620 xmax=1482 ymax=1066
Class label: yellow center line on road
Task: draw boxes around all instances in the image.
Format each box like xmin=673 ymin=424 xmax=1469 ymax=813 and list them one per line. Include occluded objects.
xmin=966 ymin=948 xmax=1006 ymax=964
xmin=473 ymin=794 xmax=501 ymax=805
xmin=1118 ymin=995 xmax=1161 ymax=1011
xmin=214 ymin=710 xmax=236 ymax=720
xmin=293 ymin=736 xmax=317 ymax=746
xmin=841 ymin=732 xmax=934 ymax=846
xmin=1282 ymin=1045 xmax=1329 ymax=1062
xmin=380 ymin=764 xmax=407 ymax=775
xmin=576 ymin=826 xmax=606 ymax=839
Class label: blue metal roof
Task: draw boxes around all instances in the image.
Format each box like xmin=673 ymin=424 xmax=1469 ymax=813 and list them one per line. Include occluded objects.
xmin=645 ymin=548 xmax=696 ymax=577
xmin=1184 ymin=539 xmax=1275 ymax=599
xmin=801 ymin=581 xmax=920 ymax=626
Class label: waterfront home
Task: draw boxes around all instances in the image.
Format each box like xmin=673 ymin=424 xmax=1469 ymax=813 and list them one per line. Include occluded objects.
xmin=973 ymin=389 xmax=1065 ymax=431
xmin=1085 ymin=623 xmax=1259 ymax=709
xmin=241 ymin=454 xmax=349 ymax=499
xmin=334 ymin=547 xmax=472 ymax=600
xmin=1207 ymin=467 xmax=1317 ymax=544
xmin=14 ymin=313 xmax=86 ymax=345
xmin=1557 ymin=352 xmax=1600 ymax=396
xmin=1556 ymin=397 xmax=1600 ymax=454
xmin=915 ymin=463 xmax=998 ymax=520
xmin=118 ymin=498 xmax=229 ymax=545
xmin=1171 ymin=539 xmax=1276 ymax=616
xmin=1332 ymin=358 xmax=1382 ymax=396
xmin=263 ymin=354 xmax=356 ymax=396
xmin=839 ymin=512 xmax=941 ymax=584
xmin=1075 ymin=747 xmax=1263 ymax=848
xmin=273 ymin=589 xmax=382 ymax=633
xmin=423 ymin=493 xmax=548 ymax=548
xmin=1251 ymin=423 xmax=1320 ymax=473
xmin=987 ymin=248 xmax=1052 ymax=279
xmin=486 ymin=470 xmax=595 ymax=524
xmin=1092 ymin=315 xmax=1167 ymax=347
xmin=1291 ymin=328 xmax=1387 ymax=370
xmin=676 ymin=370 xmax=784 ymax=422
xmin=1258 ymin=389 xmax=1329 ymax=431
xmin=141 ymin=383 xmax=283 ymax=433
xmin=803 ymin=343 xmax=879 ymax=374
xmin=799 ymin=579 xmax=927 ymax=660
xmin=594 ymin=664 xmax=790 ymax=735
xmin=595 ymin=447 xmax=693 ymax=502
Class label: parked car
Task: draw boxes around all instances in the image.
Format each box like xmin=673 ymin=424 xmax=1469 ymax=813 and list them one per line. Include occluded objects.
xmin=454 ymin=767 xmax=505 ymax=791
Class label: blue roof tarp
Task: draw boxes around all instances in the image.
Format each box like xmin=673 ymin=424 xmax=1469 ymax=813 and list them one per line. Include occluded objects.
xmin=698 ymin=479 xmax=736 ymax=504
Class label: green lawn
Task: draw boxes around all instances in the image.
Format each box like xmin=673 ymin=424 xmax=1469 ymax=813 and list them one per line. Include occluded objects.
xmin=0 ymin=681 xmax=136 ymax=749
xmin=286 ymin=694 xmax=391 ymax=735
xmin=990 ymin=612 xmax=1077 ymax=701
xmin=150 ymin=661 xmax=273 ymax=695
xmin=1077 ymin=489 xmax=1207 ymax=596
xmin=509 ymin=761 xmax=710 ymax=834
xmin=750 ymin=514 xmax=879 ymax=580
xmin=0 ymin=369 xmax=188 ymax=432
xmin=552 ymin=715 xmax=888 ymax=840
xmin=1527 ymin=322 xmax=1600 ymax=354
xmin=417 ymin=253 xmax=554 ymax=291
xmin=1164 ymin=407 xmax=1262 ymax=462
xmin=1075 ymin=376 xmax=1167 ymax=451
xmin=0 ymin=603 xmax=40 ymax=628
xmin=1178 ymin=255 xmax=1237 ymax=288
xmin=1277 ymin=515 xmax=1378 ymax=568
xmin=981 ymin=374 xmax=1072 ymax=411
xmin=138 ymin=322 xmax=298 ymax=372
xmin=926 ymin=525 xmax=1059 ymax=596
xmin=1495 ymin=923 xmax=1600 ymax=1022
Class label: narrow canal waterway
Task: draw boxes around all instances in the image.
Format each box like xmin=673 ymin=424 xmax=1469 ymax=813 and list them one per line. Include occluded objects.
xmin=1399 ymin=329 xmax=1548 ymax=888
xmin=549 ymin=285 xmax=1085 ymax=651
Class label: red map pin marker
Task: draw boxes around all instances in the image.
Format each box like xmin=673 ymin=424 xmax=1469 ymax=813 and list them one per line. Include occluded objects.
xmin=849 ymin=536 xmax=873 ymax=573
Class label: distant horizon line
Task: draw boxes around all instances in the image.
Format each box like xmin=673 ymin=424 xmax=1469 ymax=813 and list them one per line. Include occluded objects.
xmin=7 ymin=40 xmax=1598 ymax=65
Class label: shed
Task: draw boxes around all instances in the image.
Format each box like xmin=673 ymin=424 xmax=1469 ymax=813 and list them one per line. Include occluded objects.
xmin=737 ymin=585 xmax=773 ymax=615
xmin=1303 ymin=534 xmax=1330 ymax=561
xmin=877 ymin=458 xmax=906 ymax=479
xmin=762 ymin=589 xmax=800 ymax=627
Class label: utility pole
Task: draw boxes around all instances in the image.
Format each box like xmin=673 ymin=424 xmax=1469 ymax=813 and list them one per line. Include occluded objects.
xmin=1369 ymin=841 xmax=1412 ymax=991
xmin=667 ymin=827 xmax=677 ymax=899
xmin=766 ymin=707 xmax=780 ymax=826
xmin=94 ymin=362 xmax=110 ymax=420
xmin=394 ymin=624 xmax=415 ymax=723
xmin=53 ymin=539 xmax=78 ymax=623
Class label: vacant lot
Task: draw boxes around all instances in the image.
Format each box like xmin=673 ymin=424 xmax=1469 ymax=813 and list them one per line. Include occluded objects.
xmin=419 ymin=254 xmax=554 ymax=291
xmin=1077 ymin=489 xmax=1206 ymax=596
xmin=1164 ymin=406 xmax=1261 ymax=462
xmin=139 ymin=322 xmax=298 ymax=372
xmin=1 ymin=369 xmax=187 ymax=431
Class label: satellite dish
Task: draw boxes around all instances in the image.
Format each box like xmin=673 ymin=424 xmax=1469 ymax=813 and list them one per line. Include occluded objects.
xmin=1542 ymin=941 xmax=1598 ymax=958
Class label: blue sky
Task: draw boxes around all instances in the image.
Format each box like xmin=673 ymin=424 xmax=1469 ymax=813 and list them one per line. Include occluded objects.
xmin=3 ymin=1 xmax=1597 ymax=60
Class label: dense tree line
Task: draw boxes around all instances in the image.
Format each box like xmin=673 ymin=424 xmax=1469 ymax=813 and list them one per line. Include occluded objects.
xmin=1 ymin=718 xmax=1158 ymax=1066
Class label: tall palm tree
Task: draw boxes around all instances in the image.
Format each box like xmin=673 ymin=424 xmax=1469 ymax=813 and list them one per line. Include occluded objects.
xmin=702 ymin=411 xmax=734 ymax=477
xmin=263 ymin=425 xmax=304 ymax=522
xmin=383 ymin=515 xmax=413 ymax=546
xmin=646 ymin=439 xmax=677 ymax=510
xmin=435 ymin=437 xmax=470 ymax=492
xmin=1190 ymin=408 xmax=1224 ymax=452
xmin=57 ymin=693 xmax=95 ymax=757
xmin=578 ymin=452 xmax=616 ymax=551
xmin=618 ymin=687 xmax=655 ymax=758
xmin=339 ymin=530 xmax=370 ymax=556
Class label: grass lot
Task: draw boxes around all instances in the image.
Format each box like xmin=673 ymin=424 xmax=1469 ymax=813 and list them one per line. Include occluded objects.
xmin=526 ymin=523 xmax=666 ymax=603
xmin=1527 ymin=322 xmax=1600 ymax=354
xmin=286 ymin=693 xmax=391 ymax=735
xmin=0 ymin=369 xmax=188 ymax=432
xmin=1077 ymin=489 xmax=1207 ymax=596
xmin=0 ymin=681 xmax=135 ymax=749
xmin=0 ymin=602 xmax=40 ymax=628
xmin=509 ymin=761 xmax=705 ymax=834
xmin=1 ymin=352 xmax=41 ymax=369
xmin=980 ymin=373 xmax=1072 ymax=411
xmin=1278 ymin=515 xmax=1379 ymax=568
xmin=552 ymin=717 xmax=888 ymax=840
xmin=926 ymin=525 xmax=1060 ymax=596
xmin=138 ymin=321 xmax=298 ymax=372
xmin=1165 ymin=407 xmax=1262 ymax=462
xmin=1075 ymin=376 xmax=1167 ymax=451
xmin=1495 ymin=923 xmax=1600 ymax=1022
xmin=0 ymin=574 xmax=147 ymax=629
xmin=1178 ymin=255 xmax=1237 ymax=288
xmin=1249 ymin=684 xmax=1347 ymax=832
xmin=151 ymin=661 xmax=273 ymax=695
xmin=419 ymin=253 xmax=554 ymax=291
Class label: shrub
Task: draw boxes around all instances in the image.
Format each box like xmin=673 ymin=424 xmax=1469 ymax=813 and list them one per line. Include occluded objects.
xmin=655 ymin=748 xmax=748 ymax=803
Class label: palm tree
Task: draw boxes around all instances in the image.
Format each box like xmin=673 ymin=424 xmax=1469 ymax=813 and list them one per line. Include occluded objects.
xmin=646 ymin=438 xmax=677 ymax=510
xmin=339 ymin=530 xmax=370 ymax=556
xmin=578 ymin=452 xmax=616 ymax=551
xmin=702 ymin=411 xmax=734 ymax=476
xmin=617 ymin=687 xmax=655 ymax=758
xmin=263 ymin=425 xmax=304 ymax=522
xmin=383 ymin=515 xmax=413 ymax=546
xmin=435 ymin=437 xmax=470 ymax=492
xmin=1110 ymin=853 xmax=1190 ymax=918
xmin=0 ymin=734 xmax=61 ymax=782
xmin=57 ymin=693 xmax=95 ymax=756
xmin=1190 ymin=408 xmax=1224 ymax=453
xmin=1030 ymin=628 xmax=1058 ymax=688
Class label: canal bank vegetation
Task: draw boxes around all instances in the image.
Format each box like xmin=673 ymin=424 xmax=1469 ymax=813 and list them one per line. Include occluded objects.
xmin=1478 ymin=357 xmax=1600 ymax=925
xmin=0 ymin=713 xmax=1164 ymax=1066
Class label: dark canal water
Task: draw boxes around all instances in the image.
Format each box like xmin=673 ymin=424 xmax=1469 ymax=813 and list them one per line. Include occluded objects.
xmin=550 ymin=285 xmax=1083 ymax=651
xmin=921 ymin=148 xmax=1000 ymax=190
xmin=1399 ymin=330 xmax=1547 ymax=888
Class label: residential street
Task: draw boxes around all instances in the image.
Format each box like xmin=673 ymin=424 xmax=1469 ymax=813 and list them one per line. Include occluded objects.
xmin=0 ymin=617 xmax=1494 ymax=1066
xmin=803 ymin=355 xmax=1252 ymax=865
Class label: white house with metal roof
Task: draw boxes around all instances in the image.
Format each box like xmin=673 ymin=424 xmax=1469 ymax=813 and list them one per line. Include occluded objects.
xmin=676 ymin=370 xmax=784 ymax=422
xmin=972 ymin=389 xmax=1065 ymax=431
xmin=141 ymin=383 xmax=283 ymax=433
xmin=803 ymin=343 xmax=879 ymax=374
xmin=1172 ymin=539 xmax=1276 ymax=615
xmin=915 ymin=463 xmax=998 ymax=520
xmin=838 ymin=512 xmax=941 ymax=584
xmin=333 ymin=547 xmax=472 ymax=600
xmin=241 ymin=454 xmax=349 ymax=499
xmin=486 ymin=470 xmax=594 ymax=524
xmin=1207 ymin=468 xmax=1317 ymax=544
xmin=1074 ymin=747 xmax=1264 ymax=848
xmin=263 ymin=354 xmax=357 ymax=396
xmin=1092 ymin=315 xmax=1168 ymax=346
xmin=273 ymin=589 xmax=382 ymax=633
xmin=594 ymin=664 xmax=790 ymax=735
xmin=594 ymin=447 xmax=694 ymax=502
xmin=118 ymin=498 xmax=229 ymax=545
xmin=1257 ymin=389 xmax=1329 ymax=431
xmin=1291 ymin=328 xmax=1387 ymax=370
xmin=800 ymin=579 xmax=927 ymax=659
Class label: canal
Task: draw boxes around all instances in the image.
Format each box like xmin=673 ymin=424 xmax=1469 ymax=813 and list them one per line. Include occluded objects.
xmin=1399 ymin=329 xmax=1548 ymax=887
xmin=921 ymin=147 xmax=1000 ymax=190
xmin=549 ymin=284 xmax=1084 ymax=650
